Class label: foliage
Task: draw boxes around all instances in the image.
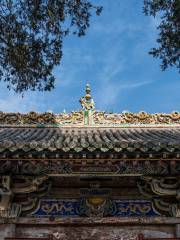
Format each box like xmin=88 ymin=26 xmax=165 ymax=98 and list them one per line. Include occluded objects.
xmin=143 ymin=0 xmax=180 ymax=72
xmin=0 ymin=0 xmax=102 ymax=93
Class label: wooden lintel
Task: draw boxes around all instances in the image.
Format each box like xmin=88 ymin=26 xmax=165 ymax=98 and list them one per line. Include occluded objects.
xmin=1 ymin=216 xmax=180 ymax=226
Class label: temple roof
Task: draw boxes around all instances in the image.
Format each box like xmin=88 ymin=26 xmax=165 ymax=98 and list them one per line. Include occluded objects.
xmin=0 ymin=126 xmax=180 ymax=154
xmin=0 ymin=84 xmax=180 ymax=156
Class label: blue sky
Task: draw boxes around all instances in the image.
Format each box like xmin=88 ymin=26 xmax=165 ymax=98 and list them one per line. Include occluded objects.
xmin=0 ymin=0 xmax=179 ymax=114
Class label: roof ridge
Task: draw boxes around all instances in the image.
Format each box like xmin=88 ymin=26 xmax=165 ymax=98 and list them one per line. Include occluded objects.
xmin=1 ymin=110 xmax=180 ymax=126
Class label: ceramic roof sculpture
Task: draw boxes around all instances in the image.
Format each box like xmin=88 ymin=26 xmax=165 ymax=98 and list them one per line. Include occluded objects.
xmin=0 ymin=84 xmax=180 ymax=222
xmin=0 ymin=84 xmax=180 ymax=158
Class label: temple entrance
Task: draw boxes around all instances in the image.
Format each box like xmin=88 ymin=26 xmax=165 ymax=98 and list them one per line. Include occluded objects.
xmin=0 ymin=86 xmax=180 ymax=240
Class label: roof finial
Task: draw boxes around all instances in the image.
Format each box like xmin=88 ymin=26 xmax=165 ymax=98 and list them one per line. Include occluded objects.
xmin=79 ymin=84 xmax=95 ymax=110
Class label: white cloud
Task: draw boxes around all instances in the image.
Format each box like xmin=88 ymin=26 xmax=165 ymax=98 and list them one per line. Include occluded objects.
xmin=0 ymin=94 xmax=46 ymax=113
xmin=95 ymin=79 xmax=152 ymax=109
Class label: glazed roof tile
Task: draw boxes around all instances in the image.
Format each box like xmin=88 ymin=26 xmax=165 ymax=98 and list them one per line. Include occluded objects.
xmin=0 ymin=126 xmax=180 ymax=153
xmin=1 ymin=85 xmax=180 ymax=153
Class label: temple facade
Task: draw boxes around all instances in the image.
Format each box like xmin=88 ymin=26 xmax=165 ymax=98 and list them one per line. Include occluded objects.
xmin=0 ymin=84 xmax=180 ymax=240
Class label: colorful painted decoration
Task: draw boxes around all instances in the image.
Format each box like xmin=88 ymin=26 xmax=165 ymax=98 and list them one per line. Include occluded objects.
xmin=31 ymin=199 xmax=159 ymax=217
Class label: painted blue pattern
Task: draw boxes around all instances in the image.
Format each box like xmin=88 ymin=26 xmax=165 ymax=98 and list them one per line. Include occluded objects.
xmin=115 ymin=200 xmax=157 ymax=216
xmin=33 ymin=199 xmax=81 ymax=216
xmin=31 ymin=199 xmax=159 ymax=217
